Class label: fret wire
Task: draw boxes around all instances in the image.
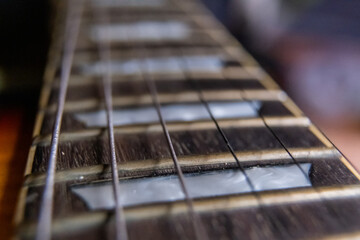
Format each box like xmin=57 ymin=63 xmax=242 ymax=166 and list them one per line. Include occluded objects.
xmin=92 ymin=3 xmax=128 ymax=240
xmin=36 ymin=1 xmax=84 ymax=240
xmin=140 ymin=50 xmax=208 ymax=240
xmin=24 ymin=147 xmax=339 ymax=187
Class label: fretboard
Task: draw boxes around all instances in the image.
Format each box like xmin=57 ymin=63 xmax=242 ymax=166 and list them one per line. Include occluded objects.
xmin=15 ymin=0 xmax=360 ymax=239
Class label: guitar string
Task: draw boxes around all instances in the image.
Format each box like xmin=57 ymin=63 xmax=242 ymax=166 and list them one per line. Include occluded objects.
xmin=173 ymin=0 xmax=262 ymax=201
xmin=35 ymin=2 xmax=343 ymax=239
xmin=179 ymin=46 xmax=344 ymax=232
xmin=211 ymin=44 xmax=345 ymax=224
xmin=192 ymin=6 xmax=347 ymax=219
xmin=135 ymin=0 xmax=281 ymax=234
xmin=36 ymin=1 xmax=84 ymax=240
xmin=177 ymin=0 xmax=345 ymax=228
xmin=140 ymin=48 xmax=209 ymax=240
xmin=177 ymin=50 xmax=289 ymax=236
xmin=140 ymin=0 xmax=282 ymax=234
xmin=32 ymin=1 xmax=344 ymax=240
xmin=92 ymin=3 xmax=129 ymax=240
xmin=181 ymin=0 xmax=335 ymax=206
xmin=226 ymin=73 xmax=346 ymax=226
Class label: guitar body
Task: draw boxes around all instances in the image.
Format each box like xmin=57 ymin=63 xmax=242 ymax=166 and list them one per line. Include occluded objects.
xmin=11 ymin=0 xmax=360 ymax=239
xmin=0 ymin=109 xmax=34 ymax=240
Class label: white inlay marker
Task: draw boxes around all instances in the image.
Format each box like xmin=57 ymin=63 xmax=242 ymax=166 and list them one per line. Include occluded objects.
xmin=73 ymin=101 xmax=261 ymax=127
xmin=92 ymin=0 xmax=164 ymax=7
xmin=72 ymin=163 xmax=312 ymax=209
xmin=80 ymin=55 xmax=223 ymax=76
xmin=91 ymin=21 xmax=190 ymax=42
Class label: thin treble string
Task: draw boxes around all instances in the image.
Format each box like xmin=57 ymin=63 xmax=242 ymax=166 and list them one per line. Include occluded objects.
xmin=228 ymin=77 xmax=347 ymax=224
xmin=140 ymin=49 xmax=208 ymax=240
xmin=177 ymin=51 xmax=258 ymax=194
xmin=92 ymin=4 xmax=128 ymax=240
xmin=171 ymin=1 xmax=282 ymax=234
xmin=177 ymin=50 xmax=289 ymax=236
xmin=36 ymin=1 xmax=84 ymax=240
xmin=178 ymin=0 xmax=341 ymax=218
xmin=207 ymin=34 xmax=345 ymax=221
xmin=178 ymin=0 xmax=344 ymax=231
xmin=185 ymin=0 xmax=318 ymax=189
xmin=183 ymin=0 xmax=329 ymax=203
xmin=199 ymin=20 xmax=346 ymax=229
xmin=172 ymin=0 xmax=261 ymax=197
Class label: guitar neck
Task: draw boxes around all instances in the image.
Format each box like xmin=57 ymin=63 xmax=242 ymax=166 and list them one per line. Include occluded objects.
xmin=15 ymin=0 xmax=360 ymax=239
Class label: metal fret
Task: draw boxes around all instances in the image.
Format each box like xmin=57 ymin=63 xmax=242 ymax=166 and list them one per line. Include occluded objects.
xmin=29 ymin=125 xmax=329 ymax=174
xmin=24 ymin=147 xmax=340 ymax=187
xmin=18 ymin=185 xmax=360 ymax=239
xmin=33 ymin=116 xmax=312 ymax=145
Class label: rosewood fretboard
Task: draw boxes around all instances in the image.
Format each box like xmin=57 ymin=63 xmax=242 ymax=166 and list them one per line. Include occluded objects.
xmin=15 ymin=0 xmax=360 ymax=239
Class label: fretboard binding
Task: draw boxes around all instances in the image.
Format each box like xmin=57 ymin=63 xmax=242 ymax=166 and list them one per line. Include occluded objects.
xmin=24 ymin=147 xmax=339 ymax=186
xmin=17 ymin=184 xmax=360 ymax=238
xmin=33 ymin=116 xmax=311 ymax=145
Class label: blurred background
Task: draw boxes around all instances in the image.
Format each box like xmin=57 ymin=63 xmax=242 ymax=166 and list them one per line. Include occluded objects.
xmin=203 ymin=0 xmax=360 ymax=171
xmin=0 ymin=0 xmax=360 ymax=236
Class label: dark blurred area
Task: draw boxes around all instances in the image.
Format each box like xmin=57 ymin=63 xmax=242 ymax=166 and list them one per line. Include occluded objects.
xmin=0 ymin=1 xmax=49 ymax=238
xmin=0 ymin=0 xmax=49 ymax=106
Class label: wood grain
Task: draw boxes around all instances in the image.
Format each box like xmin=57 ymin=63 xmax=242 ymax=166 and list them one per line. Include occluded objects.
xmin=31 ymin=125 xmax=323 ymax=173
